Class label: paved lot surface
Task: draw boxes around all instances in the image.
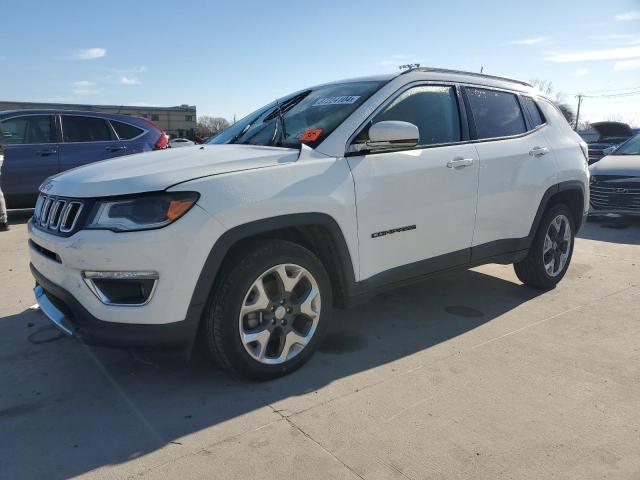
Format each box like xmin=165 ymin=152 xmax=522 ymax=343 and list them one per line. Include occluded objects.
xmin=1 ymin=211 xmax=639 ymax=480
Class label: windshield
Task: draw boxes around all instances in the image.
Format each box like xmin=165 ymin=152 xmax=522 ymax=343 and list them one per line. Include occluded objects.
xmin=208 ymin=81 xmax=384 ymax=149
xmin=612 ymin=134 xmax=640 ymax=156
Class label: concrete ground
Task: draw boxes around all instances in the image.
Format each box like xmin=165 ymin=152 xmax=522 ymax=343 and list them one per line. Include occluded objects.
xmin=1 ymin=210 xmax=639 ymax=480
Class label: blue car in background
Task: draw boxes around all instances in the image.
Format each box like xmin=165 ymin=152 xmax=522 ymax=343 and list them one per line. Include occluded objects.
xmin=0 ymin=110 xmax=168 ymax=208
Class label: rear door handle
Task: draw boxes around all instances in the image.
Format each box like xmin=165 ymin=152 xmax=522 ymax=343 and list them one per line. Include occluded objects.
xmin=36 ymin=149 xmax=57 ymax=156
xmin=106 ymin=146 xmax=127 ymax=152
xmin=446 ymin=158 xmax=474 ymax=169
xmin=529 ymin=146 xmax=549 ymax=157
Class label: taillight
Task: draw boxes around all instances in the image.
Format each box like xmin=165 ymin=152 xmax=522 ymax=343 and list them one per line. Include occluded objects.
xmin=154 ymin=133 xmax=169 ymax=150
xmin=579 ymin=141 xmax=589 ymax=165
xmin=139 ymin=117 xmax=169 ymax=150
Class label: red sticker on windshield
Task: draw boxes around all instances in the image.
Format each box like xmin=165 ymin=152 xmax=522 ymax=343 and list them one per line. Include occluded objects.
xmin=299 ymin=128 xmax=323 ymax=142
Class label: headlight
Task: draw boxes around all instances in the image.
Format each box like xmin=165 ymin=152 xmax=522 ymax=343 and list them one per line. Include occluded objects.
xmin=87 ymin=192 xmax=199 ymax=232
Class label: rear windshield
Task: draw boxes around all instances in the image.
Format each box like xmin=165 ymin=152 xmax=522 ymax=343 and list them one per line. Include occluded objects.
xmin=208 ymin=81 xmax=384 ymax=149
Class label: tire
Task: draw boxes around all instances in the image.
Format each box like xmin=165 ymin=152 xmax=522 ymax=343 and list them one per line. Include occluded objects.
xmin=514 ymin=203 xmax=575 ymax=290
xmin=202 ymin=239 xmax=333 ymax=380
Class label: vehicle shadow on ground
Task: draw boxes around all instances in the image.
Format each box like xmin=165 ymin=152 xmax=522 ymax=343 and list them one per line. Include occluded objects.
xmin=7 ymin=209 xmax=34 ymax=225
xmin=0 ymin=269 xmax=541 ymax=479
xmin=577 ymin=216 xmax=640 ymax=245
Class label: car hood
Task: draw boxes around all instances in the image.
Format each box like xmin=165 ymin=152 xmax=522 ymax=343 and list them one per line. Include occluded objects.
xmin=41 ymin=144 xmax=300 ymax=198
xmin=591 ymin=121 xmax=634 ymax=140
xmin=589 ymin=154 xmax=640 ymax=177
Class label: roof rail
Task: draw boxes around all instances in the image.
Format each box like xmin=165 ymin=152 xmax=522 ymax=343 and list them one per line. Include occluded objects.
xmin=398 ymin=67 xmax=532 ymax=88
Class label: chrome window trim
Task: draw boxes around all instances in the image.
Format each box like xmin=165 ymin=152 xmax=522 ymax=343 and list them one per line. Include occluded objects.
xmin=345 ymin=80 xmax=549 ymax=156
xmin=108 ymin=119 xmax=148 ymax=142
xmin=58 ymin=113 xmax=148 ymax=144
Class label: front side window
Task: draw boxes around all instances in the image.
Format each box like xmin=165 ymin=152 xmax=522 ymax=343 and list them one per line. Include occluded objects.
xmin=209 ymin=81 xmax=384 ymax=149
xmin=521 ymin=96 xmax=545 ymax=129
xmin=356 ymin=85 xmax=461 ymax=146
xmin=62 ymin=116 xmax=114 ymax=142
xmin=1 ymin=115 xmax=55 ymax=145
xmin=466 ymin=88 xmax=526 ymax=139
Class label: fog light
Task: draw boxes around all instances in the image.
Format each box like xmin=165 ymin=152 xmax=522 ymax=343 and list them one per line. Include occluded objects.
xmin=83 ymin=271 xmax=158 ymax=306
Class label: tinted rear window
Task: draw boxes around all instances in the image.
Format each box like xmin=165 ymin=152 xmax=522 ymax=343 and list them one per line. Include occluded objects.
xmin=111 ymin=120 xmax=144 ymax=139
xmin=466 ymin=88 xmax=526 ymax=139
xmin=521 ymin=96 xmax=545 ymax=129
xmin=62 ymin=116 xmax=114 ymax=142
xmin=1 ymin=115 xmax=56 ymax=144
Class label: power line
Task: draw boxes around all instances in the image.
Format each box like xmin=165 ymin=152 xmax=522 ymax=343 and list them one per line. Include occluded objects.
xmin=583 ymin=90 xmax=640 ymax=99
xmin=566 ymin=85 xmax=640 ymax=95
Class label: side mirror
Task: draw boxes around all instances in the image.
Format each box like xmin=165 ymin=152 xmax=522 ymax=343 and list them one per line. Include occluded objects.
xmin=603 ymin=146 xmax=616 ymax=155
xmin=366 ymin=121 xmax=419 ymax=151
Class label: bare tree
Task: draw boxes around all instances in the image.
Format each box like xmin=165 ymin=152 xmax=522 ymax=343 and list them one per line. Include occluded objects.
xmin=529 ymin=78 xmax=574 ymax=124
xmin=197 ymin=116 xmax=230 ymax=137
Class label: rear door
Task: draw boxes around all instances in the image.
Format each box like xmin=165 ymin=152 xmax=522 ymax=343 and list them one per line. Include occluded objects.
xmin=58 ymin=115 xmax=125 ymax=172
xmin=0 ymin=114 xmax=58 ymax=206
xmin=464 ymin=87 xmax=556 ymax=250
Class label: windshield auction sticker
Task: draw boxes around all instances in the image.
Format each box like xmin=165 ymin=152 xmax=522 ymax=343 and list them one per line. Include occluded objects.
xmin=312 ymin=96 xmax=361 ymax=106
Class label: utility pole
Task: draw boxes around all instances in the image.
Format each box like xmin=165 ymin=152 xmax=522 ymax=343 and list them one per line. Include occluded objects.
xmin=574 ymin=95 xmax=583 ymax=131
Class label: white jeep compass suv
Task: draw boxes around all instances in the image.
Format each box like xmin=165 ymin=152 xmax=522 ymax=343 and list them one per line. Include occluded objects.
xmin=28 ymin=68 xmax=589 ymax=379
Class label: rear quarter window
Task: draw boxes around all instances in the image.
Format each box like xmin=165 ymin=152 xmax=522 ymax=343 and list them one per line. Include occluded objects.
xmin=111 ymin=120 xmax=144 ymax=140
xmin=521 ymin=96 xmax=545 ymax=129
xmin=466 ymin=88 xmax=526 ymax=139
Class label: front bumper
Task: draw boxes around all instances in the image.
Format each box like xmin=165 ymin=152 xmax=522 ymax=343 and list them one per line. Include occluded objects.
xmin=32 ymin=265 xmax=198 ymax=347
xmin=28 ymin=204 xmax=227 ymax=347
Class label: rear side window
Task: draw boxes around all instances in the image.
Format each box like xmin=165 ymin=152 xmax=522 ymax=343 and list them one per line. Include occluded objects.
xmin=62 ymin=116 xmax=114 ymax=142
xmin=1 ymin=115 xmax=56 ymax=144
xmin=466 ymin=88 xmax=526 ymax=139
xmin=521 ymin=96 xmax=545 ymax=129
xmin=359 ymin=85 xmax=461 ymax=146
xmin=111 ymin=120 xmax=144 ymax=140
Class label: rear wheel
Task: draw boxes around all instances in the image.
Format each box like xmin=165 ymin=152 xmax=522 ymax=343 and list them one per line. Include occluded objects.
xmin=514 ymin=203 xmax=575 ymax=290
xmin=203 ymin=240 xmax=332 ymax=380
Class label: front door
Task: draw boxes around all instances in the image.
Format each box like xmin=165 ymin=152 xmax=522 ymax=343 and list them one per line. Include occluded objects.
xmin=0 ymin=114 xmax=59 ymax=207
xmin=346 ymin=84 xmax=479 ymax=282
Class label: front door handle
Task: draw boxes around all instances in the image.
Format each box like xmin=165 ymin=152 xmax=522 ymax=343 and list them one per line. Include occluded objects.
xmin=36 ymin=149 xmax=57 ymax=156
xmin=446 ymin=158 xmax=474 ymax=169
xmin=529 ymin=146 xmax=549 ymax=157
xmin=106 ymin=146 xmax=127 ymax=152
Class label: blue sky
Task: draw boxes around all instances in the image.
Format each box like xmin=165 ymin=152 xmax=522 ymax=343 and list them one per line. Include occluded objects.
xmin=1 ymin=0 xmax=639 ymax=125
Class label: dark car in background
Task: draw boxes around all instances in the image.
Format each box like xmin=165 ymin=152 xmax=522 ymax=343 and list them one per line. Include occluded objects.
xmin=0 ymin=110 xmax=168 ymax=208
xmin=584 ymin=121 xmax=634 ymax=165
xmin=589 ymin=134 xmax=640 ymax=217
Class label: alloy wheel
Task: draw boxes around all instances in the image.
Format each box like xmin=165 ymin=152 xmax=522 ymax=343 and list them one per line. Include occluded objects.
xmin=543 ymin=214 xmax=572 ymax=277
xmin=239 ymin=264 xmax=321 ymax=365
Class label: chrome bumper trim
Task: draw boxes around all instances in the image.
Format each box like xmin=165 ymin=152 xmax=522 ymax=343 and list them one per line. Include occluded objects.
xmin=33 ymin=285 xmax=74 ymax=336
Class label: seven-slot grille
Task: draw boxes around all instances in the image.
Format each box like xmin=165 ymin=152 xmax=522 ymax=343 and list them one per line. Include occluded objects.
xmin=590 ymin=181 xmax=640 ymax=212
xmin=33 ymin=194 xmax=84 ymax=233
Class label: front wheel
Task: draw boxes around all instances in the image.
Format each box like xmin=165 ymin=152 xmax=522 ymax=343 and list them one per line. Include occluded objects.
xmin=203 ymin=240 xmax=332 ymax=380
xmin=514 ymin=203 xmax=575 ymax=290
